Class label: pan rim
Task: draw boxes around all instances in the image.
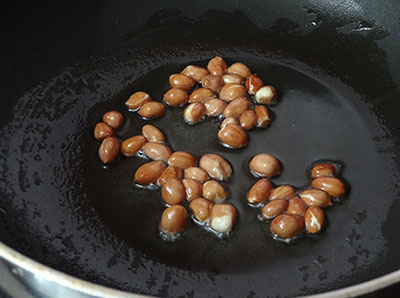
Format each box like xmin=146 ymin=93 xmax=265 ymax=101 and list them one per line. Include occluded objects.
xmin=0 ymin=240 xmax=398 ymax=297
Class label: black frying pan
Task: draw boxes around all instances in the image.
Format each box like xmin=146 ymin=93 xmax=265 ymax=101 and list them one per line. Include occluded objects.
xmin=2 ymin=0 xmax=400 ymax=297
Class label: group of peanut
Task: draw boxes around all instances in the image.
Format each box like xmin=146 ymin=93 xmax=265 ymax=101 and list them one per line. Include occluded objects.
xmin=124 ymin=56 xmax=277 ymax=149
xmin=93 ymin=116 xmax=237 ymax=238
xmin=246 ymin=153 xmax=346 ymax=240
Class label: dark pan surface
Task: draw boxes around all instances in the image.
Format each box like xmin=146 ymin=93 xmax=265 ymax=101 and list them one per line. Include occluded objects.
xmin=1 ymin=1 xmax=400 ymax=297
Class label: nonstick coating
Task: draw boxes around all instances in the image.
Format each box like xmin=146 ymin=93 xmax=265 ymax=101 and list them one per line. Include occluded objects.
xmin=2 ymin=1 xmax=400 ymax=297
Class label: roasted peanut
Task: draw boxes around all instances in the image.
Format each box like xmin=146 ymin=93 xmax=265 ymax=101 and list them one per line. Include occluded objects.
xmin=240 ymin=110 xmax=257 ymax=130
xmin=157 ymin=166 xmax=183 ymax=186
xmin=223 ymin=97 xmax=251 ymax=118
xmin=169 ymin=74 xmax=196 ymax=90
xmin=311 ymin=177 xmax=345 ymax=197
xmin=199 ymin=154 xmax=232 ymax=181
xmin=262 ymin=200 xmax=288 ymax=219
xmin=138 ymin=102 xmax=165 ymax=118
xmin=161 ymin=177 xmax=185 ymax=205
xmin=221 ymin=117 xmax=240 ymax=129
xmin=249 ymin=153 xmax=281 ymax=178
xmin=227 ymin=62 xmax=251 ymax=79
xmin=300 ymin=189 xmax=332 ymax=207
xmin=204 ymin=98 xmax=227 ymax=117
xmin=202 ymin=180 xmax=227 ymax=203
xmin=163 ymin=88 xmax=189 ymax=107
xmin=245 ymin=74 xmax=264 ymax=95
xmin=121 ymin=135 xmax=146 ymax=157
xmin=255 ymin=86 xmax=277 ymax=104
xmin=247 ymin=179 xmax=272 ymax=205
xmin=142 ymin=143 xmax=172 ymax=162
xmin=94 ymin=122 xmax=114 ymax=141
xmin=201 ymin=74 xmax=223 ymax=93
xmin=184 ymin=167 xmax=210 ymax=183
xmin=270 ymin=214 xmax=305 ymax=239
xmin=142 ymin=125 xmax=165 ymax=144
xmin=125 ymin=91 xmax=151 ymax=111
xmin=182 ymin=178 xmax=202 ymax=201
xmin=311 ymin=163 xmax=338 ymax=179
xmin=219 ymin=84 xmax=247 ymax=102
xmin=160 ymin=205 xmax=187 ymax=235
xmin=218 ymin=124 xmax=248 ymax=149
xmin=183 ymin=102 xmax=206 ymax=123
xmin=168 ymin=151 xmax=197 ymax=169
xmin=255 ymin=105 xmax=270 ymax=128
xmin=98 ymin=137 xmax=120 ymax=164
xmin=210 ymin=204 xmax=237 ymax=233
xmin=134 ymin=161 xmax=165 ymax=186
xmin=189 ymin=88 xmax=215 ymax=103
xmin=181 ymin=65 xmax=209 ymax=82
xmin=103 ymin=110 xmax=124 ymax=130
xmin=287 ymin=197 xmax=306 ymax=216
xmin=305 ymin=206 xmax=325 ymax=234
xmin=222 ymin=73 xmax=243 ymax=85
xmin=207 ymin=56 xmax=227 ymax=76
xmin=270 ymin=185 xmax=296 ymax=201
xmin=189 ymin=198 xmax=213 ymax=222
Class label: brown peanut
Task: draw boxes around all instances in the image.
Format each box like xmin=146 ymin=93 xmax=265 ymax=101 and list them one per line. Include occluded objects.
xmin=305 ymin=206 xmax=325 ymax=234
xmin=249 ymin=154 xmax=281 ymax=178
xmin=262 ymin=200 xmax=288 ymax=219
xmin=311 ymin=177 xmax=345 ymax=197
xmin=184 ymin=167 xmax=210 ymax=183
xmin=125 ymin=91 xmax=151 ymax=111
xmin=157 ymin=166 xmax=183 ymax=186
xmin=94 ymin=122 xmax=114 ymax=141
xmin=255 ymin=86 xmax=277 ymax=104
xmin=300 ymin=189 xmax=332 ymax=207
xmin=255 ymin=105 xmax=270 ymax=128
xmin=201 ymin=74 xmax=223 ymax=93
xmin=202 ymin=180 xmax=227 ymax=203
xmin=270 ymin=214 xmax=305 ymax=239
xmin=183 ymin=102 xmax=206 ymax=123
xmin=270 ymin=185 xmax=296 ymax=201
xmin=189 ymin=88 xmax=215 ymax=103
xmin=222 ymin=73 xmax=243 ymax=85
xmin=245 ymin=74 xmax=264 ymax=95
xmin=207 ymin=56 xmax=227 ymax=76
xmin=247 ymin=179 xmax=272 ymax=205
xmin=134 ymin=161 xmax=165 ymax=186
xmin=98 ymin=137 xmax=120 ymax=164
xmin=287 ymin=197 xmax=306 ymax=216
xmin=163 ymin=88 xmax=189 ymax=107
xmin=160 ymin=205 xmax=187 ymax=235
xmin=161 ymin=177 xmax=185 ymax=205
xmin=218 ymin=124 xmax=248 ymax=149
xmin=169 ymin=74 xmax=196 ymax=90
xmin=240 ymin=110 xmax=257 ymax=130
xmin=138 ymin=102 xmax=165 ymax=118
xmin=142 ymin=125 xmax=165 ymax=144
xmin=227 ymin=62 xmax=251 ymax=79
xmin=311 ymin=163 xmax=338 ymax=178
xmin=181 ymin=65 xmax=209 ymax=82
xmin=223 ymin=97 xmax=251 ymax=118
xmin=219 ymin=84 xmax=247 ymax=102
xmin=121 ymin=135 xmax=146 ymax=157
xmin=210 ymin=204 xmax=237 ymax=233
xmin=103 ymin=110 xmax=124 ymax=130
xmin=221 ymin=117 xmax=240 ymax=129
xmin=142 ymin=143 xmax=172 ymax=162
xmin=189 ymin=198 xmax=213 ymax=222
xmin=204 ymin=98 xmax=227 ymax=117
xmin=182 ymin=178 xmax=203 ymax=201
xmin=168 ymin=151 xmax=197 ymax=169
xmin=199 ymin=154 xmax=232 ymax=181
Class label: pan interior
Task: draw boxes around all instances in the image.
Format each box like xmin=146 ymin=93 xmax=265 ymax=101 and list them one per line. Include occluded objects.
xmin=1 ymin=7 xmax=400 ymax=298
